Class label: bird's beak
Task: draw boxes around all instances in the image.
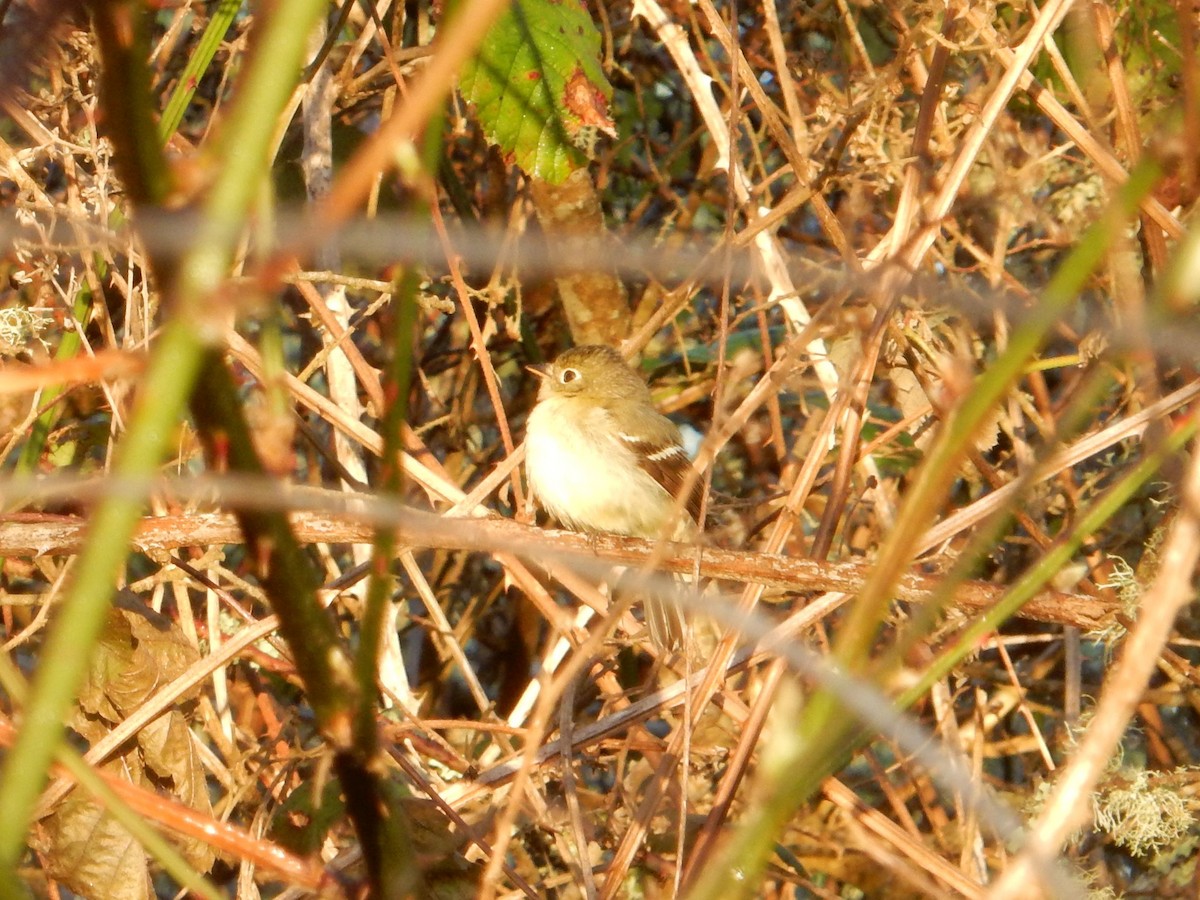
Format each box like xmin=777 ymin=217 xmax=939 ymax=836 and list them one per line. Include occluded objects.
xmin=526 ymin=363 xmax=551 ymax=380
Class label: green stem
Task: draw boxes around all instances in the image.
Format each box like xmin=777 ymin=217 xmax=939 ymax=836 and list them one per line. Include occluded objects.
xmin=158 ymin=0 xmax=242 ymax=144
xmin=0 ymin=319 xmax=204 ymax=878
xmin=0 ymin=0 xmax=331 ymax=881
xmin=902 ymin=415 xmax=1198 ymax=704
xmin=687 ymin=160 xmax=1163 ymax=900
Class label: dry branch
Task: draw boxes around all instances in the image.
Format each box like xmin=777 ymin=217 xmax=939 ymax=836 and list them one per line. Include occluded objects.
xmin=0 ymin=509 xmax=1116 ymax=631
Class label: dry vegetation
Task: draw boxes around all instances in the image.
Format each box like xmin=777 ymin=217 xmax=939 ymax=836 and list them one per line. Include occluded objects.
xmin=1 ymin=0 xmax=1199 ymax=896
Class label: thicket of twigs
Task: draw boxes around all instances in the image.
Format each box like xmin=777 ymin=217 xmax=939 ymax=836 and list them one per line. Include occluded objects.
xmin=1 ymin=0 xmax=1199 ymax=896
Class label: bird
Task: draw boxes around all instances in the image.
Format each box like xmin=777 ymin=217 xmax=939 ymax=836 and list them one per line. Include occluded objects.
xmin=524 ymin=344 xmax=699 ymax=650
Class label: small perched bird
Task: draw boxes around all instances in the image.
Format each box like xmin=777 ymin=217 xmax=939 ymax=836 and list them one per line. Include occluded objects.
xmin=525 ymin=344 xmax=699 ymax=650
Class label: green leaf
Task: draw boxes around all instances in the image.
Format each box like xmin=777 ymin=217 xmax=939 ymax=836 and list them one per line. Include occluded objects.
xmin=460 ymin=0 xmax=614 ymax=183
xmin=158 ymin=0 xmax=243 ymax=144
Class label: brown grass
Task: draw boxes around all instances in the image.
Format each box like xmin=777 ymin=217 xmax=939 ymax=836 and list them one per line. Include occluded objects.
xmin=2 ymin=0 xmax=1199 ymax=896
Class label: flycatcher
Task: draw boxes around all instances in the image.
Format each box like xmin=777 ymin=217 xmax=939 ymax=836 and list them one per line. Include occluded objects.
xmin=525 ymin=344 xmax=699 ymax=650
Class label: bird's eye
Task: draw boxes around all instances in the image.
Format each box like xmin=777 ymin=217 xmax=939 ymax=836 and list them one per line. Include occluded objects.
xmin=560 ymin=368 xmax=581 ymax=384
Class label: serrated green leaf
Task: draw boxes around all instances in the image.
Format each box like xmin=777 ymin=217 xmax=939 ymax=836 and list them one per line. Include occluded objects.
xmin=460 ymin=0 xmax=614 ymax=183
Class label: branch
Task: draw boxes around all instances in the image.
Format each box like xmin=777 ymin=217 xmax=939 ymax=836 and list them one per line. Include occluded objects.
xmin=1 ymin=509 xmax=1116 ymax=631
